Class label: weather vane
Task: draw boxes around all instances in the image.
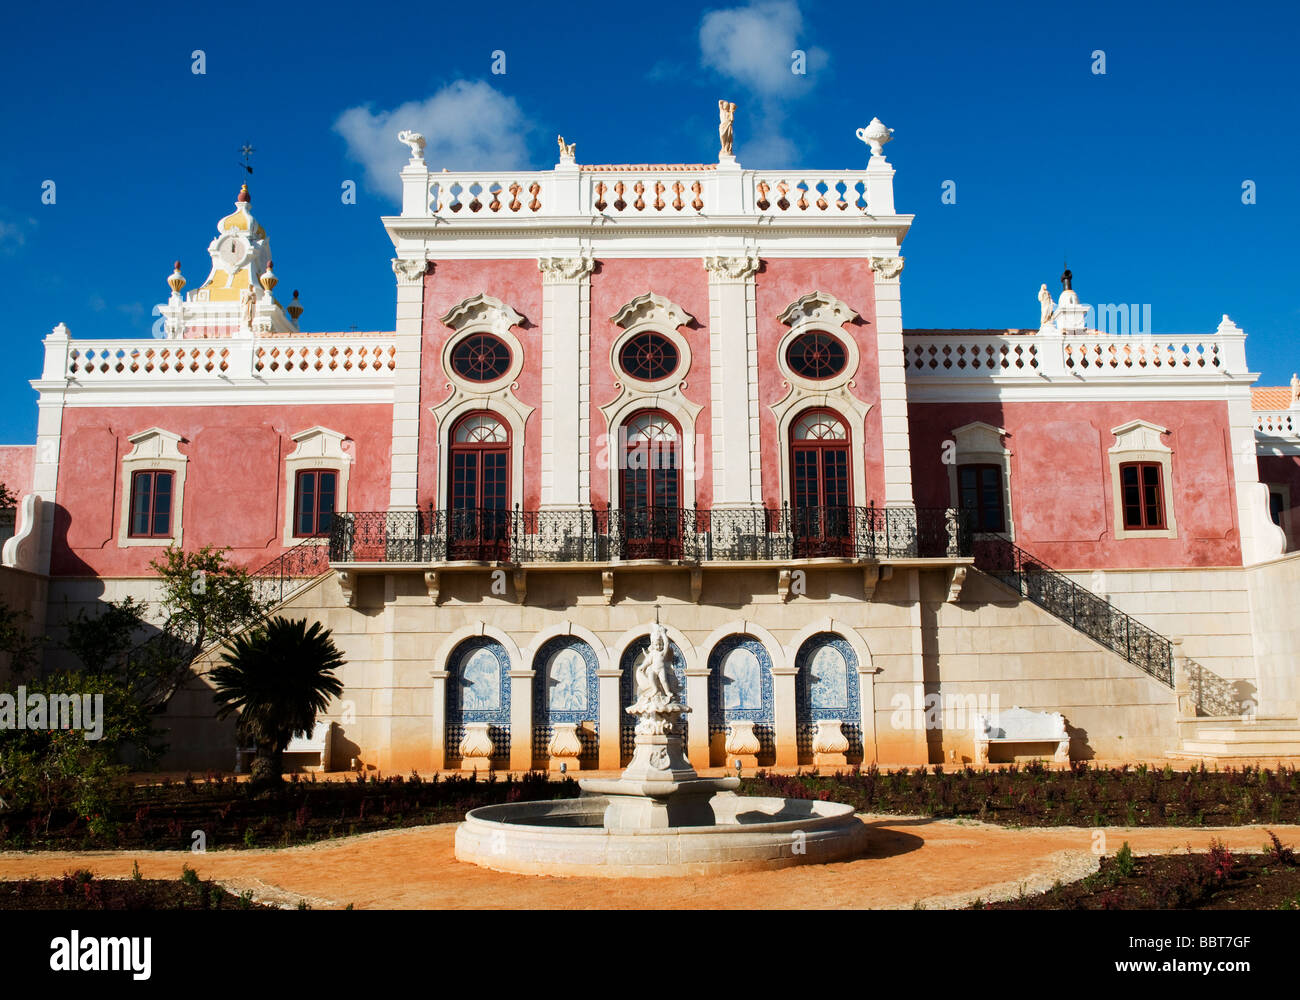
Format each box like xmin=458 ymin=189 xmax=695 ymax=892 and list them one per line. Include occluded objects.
xmin=239 ymin=143 xmax=255 ymax=176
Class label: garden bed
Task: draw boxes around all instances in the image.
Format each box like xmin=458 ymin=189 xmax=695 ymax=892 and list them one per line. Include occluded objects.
xmin=0 ymin=866 xmax=282 ymax=910
xmin=3 ymin=763 xmax=1298 ymax=852
xmin=974 ymin=833 xmax=1300 ymax=910
xmin=747 ymin=763 xmax=1300 ymax=827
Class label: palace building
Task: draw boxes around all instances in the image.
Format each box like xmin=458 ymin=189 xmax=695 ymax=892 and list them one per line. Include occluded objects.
xmin=3 ymin=114 xmax=1299 ymax=771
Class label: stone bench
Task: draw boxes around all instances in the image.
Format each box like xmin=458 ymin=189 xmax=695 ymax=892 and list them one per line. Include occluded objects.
xmin=974 ymin=707 xmax=1069 ymax=764
xmin=236 ymin=720 xmax=335 ymax=773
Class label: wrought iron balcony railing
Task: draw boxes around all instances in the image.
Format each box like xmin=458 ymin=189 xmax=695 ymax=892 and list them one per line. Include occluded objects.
xmin=327 ymin=504 xmax=973 ymax=565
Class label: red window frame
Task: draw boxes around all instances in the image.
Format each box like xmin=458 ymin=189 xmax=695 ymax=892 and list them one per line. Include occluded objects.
xmin=128 ymin=470 xmax=175 ymax=539
xmin=294 ymin=469 xmax=339 ymax=538
xmin=957 ymin=463 xmax=1006 ymax=533
xmin=790 ymin=408 xmax=852 ymax=509
xmin=1119 ymin=462 xmax=1166 ymax=530
xmin=448 ymin=412 xmax=511 ymax=560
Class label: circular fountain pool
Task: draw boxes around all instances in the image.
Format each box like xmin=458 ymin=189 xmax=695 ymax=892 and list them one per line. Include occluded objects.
xmin=454 ymin=792 xmax=869 ymax=877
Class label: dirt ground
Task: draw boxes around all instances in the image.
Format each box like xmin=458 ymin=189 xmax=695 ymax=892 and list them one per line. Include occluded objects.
xmin=3 ymin=818 xmax=1296 ymax=910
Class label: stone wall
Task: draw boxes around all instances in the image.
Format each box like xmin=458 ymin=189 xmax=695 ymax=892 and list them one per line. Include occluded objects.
xmin=159 ymin=563 xmax=1181 ymax=771
xmin=1244 ymin=552 xmax=1300 ymax=718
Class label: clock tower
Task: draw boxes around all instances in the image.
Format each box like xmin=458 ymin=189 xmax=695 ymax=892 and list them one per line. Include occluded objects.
xmin=156 ymin=184 xmax=302 ymax=338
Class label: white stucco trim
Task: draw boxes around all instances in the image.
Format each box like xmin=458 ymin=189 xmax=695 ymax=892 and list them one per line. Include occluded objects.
xmin=768 ymin=386 xmax=872 ymax=508
xmin=117 ymin=428 xmax=187 ymax=548
xmin=699 ymin=620 xmax=788 ymax=673
xmin=1109 ymin=419 xmax=1178 ymax=540
xmin=522 ymin=620 xmax=613 ymax=673
xmin=783 ymin=617 xmax=874 ymax=674
xmin=598 ymin=384 xmax=704 ymax=510
xmin=947 ymin=421 xmax=1015 ymax=541
xmin=433 ymin=621 xmax=525 ymax=675
xmin=282 ymin=426 xmax=353 ymax=545
xmin=428 ymin=390 xmax=534 ymax=512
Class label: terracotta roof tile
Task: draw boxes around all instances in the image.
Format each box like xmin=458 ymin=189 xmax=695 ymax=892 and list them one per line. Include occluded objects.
xmin=1253 ymin=387 xmax=1293 ymax=410
xmin=580 ymin=163 xmax=717 ymax=172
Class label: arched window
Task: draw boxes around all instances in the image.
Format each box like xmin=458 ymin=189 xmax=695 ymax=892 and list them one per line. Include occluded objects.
xmin=449 ymin=412 xmax=510 ymax=560
xmin=619 ymin=410 xmax=682 ymax=558
xmin=790 ymin=408 xmax=852 ymax=556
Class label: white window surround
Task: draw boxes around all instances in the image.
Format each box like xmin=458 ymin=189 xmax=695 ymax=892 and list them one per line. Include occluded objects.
xmin=609 ymin=292 xmax=695 ymax=393
xmin=599 ymin=386 xmax=703 ymax=510
xmin=1109 ymin=419 xmax=1178 ymax=540
xmin=775 ymin=291 xmax=861 ymax=394
xmin=430 ymin=293 xmax=533 ymax=510
xmin=599 ymin=292 xmax=702 ymax=507
xmin=439 ymin=293 xmax=526 ymax=393
xmin=769 ymin=290 xmax=872 ymax=506
xmin=118 ymin=428 xmax=187 ymax=548
xmin=947 ymin=421 xmax=1014 ymax=540
xmin=283 ymin=427 xmax=352 ymax=545
xmin=429 ymin=391 xmax=534 ymax=511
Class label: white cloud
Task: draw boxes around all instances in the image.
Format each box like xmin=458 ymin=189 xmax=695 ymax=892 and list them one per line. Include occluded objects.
xmin=699 ymin=0 xmax=828 ymax=98
xmin=334 ymin=81 xmax=532 ymax=201
xmin=0 ymin=216 xmax=34 ymax=254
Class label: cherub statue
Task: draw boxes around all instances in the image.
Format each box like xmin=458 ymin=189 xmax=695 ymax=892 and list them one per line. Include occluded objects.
xmin=1291 ymin=372 xmax=1299 ymax=405
xmin=633 ymin=624 xmax=678 ymax=706
xmin=1038 ymin=283 xmax=1055 ymax=327
xmin=557 ymin=135 xmax=576 ymax=163
xmin=397 ymin=129 xmax=426 ymax=162
xmin=718 ymin=100 xmax=736 ymax=158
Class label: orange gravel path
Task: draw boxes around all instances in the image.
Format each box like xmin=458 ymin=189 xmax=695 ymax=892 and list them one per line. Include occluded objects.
xmin=3 ymin=819 xmax=1297 ymax=909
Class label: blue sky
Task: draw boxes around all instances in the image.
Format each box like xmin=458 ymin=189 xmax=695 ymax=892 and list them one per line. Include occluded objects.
xmin=0 ymin=0 xmax=1295 ymax=444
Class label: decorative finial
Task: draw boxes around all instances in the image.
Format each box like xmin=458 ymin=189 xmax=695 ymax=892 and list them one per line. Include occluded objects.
xmin=856 ymin=118 xmax=894 ymax=158
xmin=240 ymin=143 xmax=255 ymax=177
xmin=1291 ymin=372 xmax=1299 ymax=405
xmin=1060 ymin=262 xmax=1072 ymax=291
xmin=557 ymin=135 xmax=576 ymax=164
xmin=259 ymin=260 xmax=278 ymax=293
xmin=718 ymin=100 xmax=737 ymax=160
xmin=167 ymin=261 xmax=186 ymax=294
xmin=287 ymin=289 xmax=303 ymax=322
xmin=236 ymin=183 xmax=251 ymax=204
xmin=397 ymin=130 xmax=426 ymax=163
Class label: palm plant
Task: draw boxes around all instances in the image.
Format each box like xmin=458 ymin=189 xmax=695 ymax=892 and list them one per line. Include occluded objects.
xmin=211 ymin=617 xmax=344 ymax=788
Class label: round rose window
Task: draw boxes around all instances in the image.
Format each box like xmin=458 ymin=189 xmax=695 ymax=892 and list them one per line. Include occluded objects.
xmin=786 ymin=332 xmax=848 ymax=380
xmin=450 ymin=333 xmax=512 ymax=382
xmin=619 ymin=332 xmax=680 ymax=381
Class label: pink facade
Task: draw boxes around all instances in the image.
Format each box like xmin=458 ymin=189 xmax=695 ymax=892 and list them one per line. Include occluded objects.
xmin=755 ymin=259 xmax=883 ymax=507
xmin=0 ymin=446 xmax=34 ymax=499
xmin=50 ymin=404 xmax=391 ymax=577
xmin=909 ymin=399 xmax=1243 ymax=568
xmin=419 ymin=259 xmax=543 ymax=509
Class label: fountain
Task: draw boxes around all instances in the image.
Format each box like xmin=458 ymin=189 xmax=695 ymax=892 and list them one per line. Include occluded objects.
xmin=454 ymin=623 xmax=869 ymax=877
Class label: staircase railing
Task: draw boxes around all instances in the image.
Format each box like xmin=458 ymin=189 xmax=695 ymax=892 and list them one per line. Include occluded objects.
xmin=248 ymin=536 xmax=332 ymax=609
xmin=971 ymin=535 xmax=1174 ymax=686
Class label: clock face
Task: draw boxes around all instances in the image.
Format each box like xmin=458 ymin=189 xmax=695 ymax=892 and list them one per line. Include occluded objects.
xmin=217 ymin=235 xmax=248 ymax=269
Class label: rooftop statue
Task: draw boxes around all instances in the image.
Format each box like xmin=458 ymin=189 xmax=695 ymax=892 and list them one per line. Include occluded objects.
xmin=718 ymin=100 xmax=736 ymax=158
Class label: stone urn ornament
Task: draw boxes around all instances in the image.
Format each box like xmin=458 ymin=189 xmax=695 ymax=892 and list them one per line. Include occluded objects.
xmin=856 ymin=118 xmax=893 ymax=159
xmin=812 ymin=718 xmax=850 ymax=766
xmin=459 ymin=721 xmax=494 ymax=771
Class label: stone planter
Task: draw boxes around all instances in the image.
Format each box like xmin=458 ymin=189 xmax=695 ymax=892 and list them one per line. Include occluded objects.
xmin=725 ymin=720 xmax=761 ymax=769
xmin=547 ymin=722 xmax=584 ymax=772
xmin=459 ymin=722 xmax=495 ymax=772
xmin=812 ymin=718 xmax=849 ymax=767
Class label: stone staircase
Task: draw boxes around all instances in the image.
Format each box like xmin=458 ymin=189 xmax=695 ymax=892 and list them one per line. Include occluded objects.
xmin=1170 ymin=718 xmax=1300 ymax=761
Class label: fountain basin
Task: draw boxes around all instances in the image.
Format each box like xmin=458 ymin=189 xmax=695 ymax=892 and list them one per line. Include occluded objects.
xmin=454 ymin=793 xmax=869 ymax=877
